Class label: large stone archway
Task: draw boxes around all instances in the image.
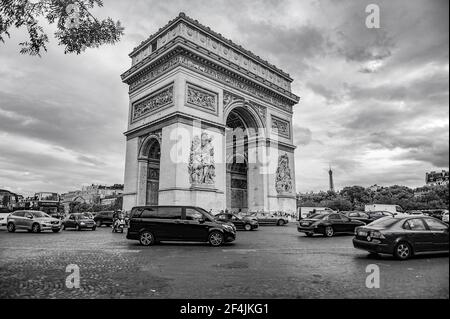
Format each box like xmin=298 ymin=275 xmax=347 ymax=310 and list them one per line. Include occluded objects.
xmin=136 ymin=134 xmax=162 ymax=206
xmin=225 ymin=105 xmax=263 ymax=212
xmin=121 ymin=13 xmax=299 ymax=214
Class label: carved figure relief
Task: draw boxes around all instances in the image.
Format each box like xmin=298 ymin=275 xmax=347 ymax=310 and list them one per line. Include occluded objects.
xmin=132 ymin=84 xmax=174 ymax=120
xmin=275 ymin=153 xmax=293 ymax=193
xmin=188 ymin=132 xmax=216 ymax=185
xmin=271 ymin=116 xmax=290 ymax=138
xmin=186 ymin=83 xmax=218 ymax=114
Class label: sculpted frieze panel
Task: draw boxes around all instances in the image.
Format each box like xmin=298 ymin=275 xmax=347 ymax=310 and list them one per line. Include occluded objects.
xmin=132 ymin=84 xmax=174 ymax=121
xmin=186 ymin=83 xmax=218 ymax=114
xmin=271 ymin=115 xmax=290 ymax=138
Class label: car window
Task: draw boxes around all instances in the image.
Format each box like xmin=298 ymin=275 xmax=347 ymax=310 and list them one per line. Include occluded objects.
xmin=25 ymin=212 xmax=33 ymax=218
xmin=340 ymin=215 xmax=350 ymax=222
xmin=140 ymin=208 xmax=158 ymax=218
xmin=185 ymin=208 xmax=203 ymax=221
xmin=231 ymin=215 xmax=239 ymax=221
xmin=130 ymin=208 xmax=142 ymax=218
xmin=424 ymin=218 xmax=448 ymax=231
xmin=403 ymin=219 xmax=427 ymax=231
xmin=328 ymin=214 xmax=341 ymax=221
xmin=13 ymin=211 xmax=25 ymax=217
xmin=216 ymin=214 xmax=227 ymax=221
xmin=158 ymin=207 xmax=181 ymax=220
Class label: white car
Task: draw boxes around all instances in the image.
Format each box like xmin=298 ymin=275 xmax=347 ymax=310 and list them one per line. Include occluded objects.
xmin=443 ymin=211 xmax=449 ymax=224
xmin=0 ymin=212 xmax=11 ymax=229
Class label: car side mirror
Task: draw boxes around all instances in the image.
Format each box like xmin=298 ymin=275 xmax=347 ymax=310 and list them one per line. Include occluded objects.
xmin=28 ymin=216 xmax=33 ymax=219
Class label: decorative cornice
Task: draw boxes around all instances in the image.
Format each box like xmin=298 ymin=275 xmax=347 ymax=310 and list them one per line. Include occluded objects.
xmin=129 ymin=12 xmax=292 ymax=82
xmin=123 ymin=47 xmax=297 ymax=113
xmin=122 ymin=40 xmax=299 ymax=104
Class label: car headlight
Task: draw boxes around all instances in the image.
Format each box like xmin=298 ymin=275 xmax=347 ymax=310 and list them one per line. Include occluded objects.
xmin=80 ymin=222 xmax=85 ymax=225
xmin=371 ymin=231 xmax=385 ymax=239
xmin=223 ymin=225 xmax=233 ymax=232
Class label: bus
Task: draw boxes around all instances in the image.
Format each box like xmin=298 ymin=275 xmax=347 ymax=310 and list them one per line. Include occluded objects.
xmin=29 ymin=192 xmax=64 ymax=218
xmin=0 ymin=189 xmax=19 ymax=214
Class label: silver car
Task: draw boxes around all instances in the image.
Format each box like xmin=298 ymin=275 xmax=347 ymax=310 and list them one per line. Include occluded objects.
xmin=7 ymin=210 xmax=62 ymax=233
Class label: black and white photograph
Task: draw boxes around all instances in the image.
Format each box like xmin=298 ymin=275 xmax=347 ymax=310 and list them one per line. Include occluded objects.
xmin=0 ymin=0 xmax=448 ymax=311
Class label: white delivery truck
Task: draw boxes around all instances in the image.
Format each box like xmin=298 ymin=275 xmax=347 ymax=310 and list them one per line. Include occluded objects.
xmin=364 ymin=204 xmax=404 ymax=215
xmin=298 ymin=207 xmax=335 ymax=219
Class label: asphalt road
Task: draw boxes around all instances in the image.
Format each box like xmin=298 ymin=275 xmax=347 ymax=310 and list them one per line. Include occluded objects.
xmin=0 ymin=224 xmax=448 ymax=299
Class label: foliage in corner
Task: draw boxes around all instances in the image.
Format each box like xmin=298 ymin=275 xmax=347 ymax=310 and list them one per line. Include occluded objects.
xmin=0 ymin=0 xmax=124 ymax=56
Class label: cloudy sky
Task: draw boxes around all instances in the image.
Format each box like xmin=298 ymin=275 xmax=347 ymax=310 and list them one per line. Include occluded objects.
xmin=0 ymin=0 xmax=448 ymax=196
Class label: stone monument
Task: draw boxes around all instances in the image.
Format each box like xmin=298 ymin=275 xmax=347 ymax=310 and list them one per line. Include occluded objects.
xmin=121 ymin=13 xmax=300 ymax=213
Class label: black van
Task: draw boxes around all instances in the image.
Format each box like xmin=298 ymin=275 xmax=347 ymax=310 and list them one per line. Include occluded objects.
xmin=126 ymin=206 xmax=236 ymax=246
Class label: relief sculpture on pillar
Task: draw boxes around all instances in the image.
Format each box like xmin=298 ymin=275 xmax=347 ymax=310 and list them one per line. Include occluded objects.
xmin=188 ymin=132 xmax=216 ymax=186
xmin=275 ymin=153 xmax=293 ymax=193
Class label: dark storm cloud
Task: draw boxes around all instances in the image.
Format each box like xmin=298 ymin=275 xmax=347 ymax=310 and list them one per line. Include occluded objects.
xmin=235 ymin=21 xmax=329 ymax=75
xmin=306 ymin=82 xmax=343 ymax=104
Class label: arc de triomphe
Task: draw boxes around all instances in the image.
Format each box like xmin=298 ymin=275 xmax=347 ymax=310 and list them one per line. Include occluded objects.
xmin=121 ymin=13 xmax=300 ymax=213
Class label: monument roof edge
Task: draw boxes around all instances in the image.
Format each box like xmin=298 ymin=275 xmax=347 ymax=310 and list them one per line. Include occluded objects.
xmin=129 ymin=12 xmax=293 ymax=81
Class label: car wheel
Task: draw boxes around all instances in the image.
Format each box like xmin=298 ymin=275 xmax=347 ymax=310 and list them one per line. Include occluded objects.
xmin=96 ymin=220 xmax=101 ymax=227
xmin=32 ymin=223 xmax=41 ymax=233
xmin=7 ymin=222 xmax=15 ymax=233
xmin=139 ymin=231 xmax=155 ymax=246
xmin=394 ymin=241 xmax=412 ymax=260
xmin=277 ymin=219 xmax=285 ymax=226
xmin=244 ymin=224 xmax=252 ymax=231
xmin=324 ymin=226 xmax=334 ymax=237
xmin=208 ymin=231 xmax=224 ymax=247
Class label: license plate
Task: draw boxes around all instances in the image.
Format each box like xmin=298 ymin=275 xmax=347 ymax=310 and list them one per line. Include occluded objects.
xmin=358 ymin=231 xmax=367 ymax=237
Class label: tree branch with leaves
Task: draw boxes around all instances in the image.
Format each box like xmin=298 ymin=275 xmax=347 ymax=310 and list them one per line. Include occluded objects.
xmin=0 ymin=0 xmax=124 ymax=56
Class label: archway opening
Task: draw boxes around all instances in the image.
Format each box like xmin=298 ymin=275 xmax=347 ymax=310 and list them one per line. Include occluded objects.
xmin=225 ymin=107 xmax=259 ymax=212
xmin=145 ymin=139 xmax=161 ymax=205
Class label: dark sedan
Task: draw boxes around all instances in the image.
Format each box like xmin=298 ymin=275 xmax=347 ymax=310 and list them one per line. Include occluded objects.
xmin=63 ymin=213 xmax=96 ymax=231
xmin=297 ymin=212 xmax=366 ymax=237
xmin=353 ymin=216 xmax=449 ymax=260
xmin=215 ymin=213 xmax=259 ymax=231
xmin=345 ymin=211 xmax=394 ymax=225
xmin=93 ymin=211 xmax=114 ymax=227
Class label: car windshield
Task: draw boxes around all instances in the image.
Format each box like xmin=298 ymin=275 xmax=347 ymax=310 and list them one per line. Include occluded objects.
xmin=308 ymin=213 xmax=328 ymax=220
xmin=32 ymin=211 xmax=50 ymax=218
xmin=196 ymin=207 xmax=215 ymax=221
xmin=368 ymin=216 xmax=399 ymax=227
xmin=82 ymin=213 xmax=93 ymax=219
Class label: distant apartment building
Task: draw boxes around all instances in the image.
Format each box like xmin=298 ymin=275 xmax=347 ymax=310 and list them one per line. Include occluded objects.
xmin=425 ymin=170 xmax=449 ymax=186
xmin=61 ymin=184 xmax=124 ymax=211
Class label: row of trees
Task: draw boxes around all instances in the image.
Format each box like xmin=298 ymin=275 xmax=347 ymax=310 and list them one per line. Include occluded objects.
xmin=69 ymin=196 xmax=122 ymax=214
xmin=297 ymin=185 xmax=449 ymax=212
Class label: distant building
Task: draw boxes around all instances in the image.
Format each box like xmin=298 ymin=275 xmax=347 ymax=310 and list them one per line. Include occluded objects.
xmin=425 ymin=170 xmax=449 ymax=186
xmin=61 ymin=184 xmax=124 ymax=211
xmin=368 ymin=184 xmax=382 ymax=192
xmin=413 ymin=186 xmax=432 ymax=198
